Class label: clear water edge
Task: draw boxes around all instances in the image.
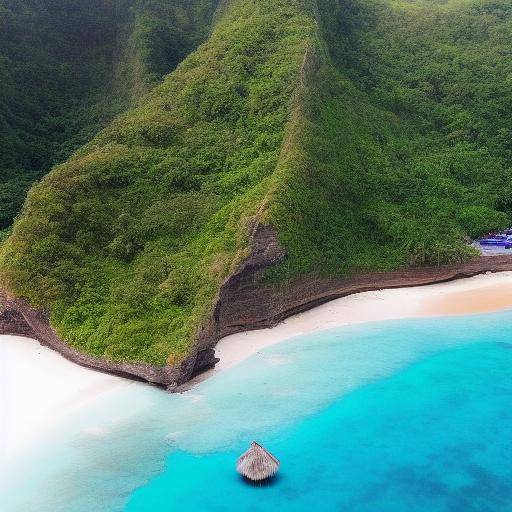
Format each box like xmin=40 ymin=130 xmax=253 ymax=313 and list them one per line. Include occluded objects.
xmin=3 ymin=310 xmax=512 ymax=511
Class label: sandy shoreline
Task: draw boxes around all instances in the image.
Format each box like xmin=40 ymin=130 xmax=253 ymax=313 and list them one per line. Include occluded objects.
xmin=2 ymin=271 xmax=512 ymax=463
xmin=0 ymin=336 xmax=132 ymax=466
xmin=215 ymin=271 xmax=512 ymax=371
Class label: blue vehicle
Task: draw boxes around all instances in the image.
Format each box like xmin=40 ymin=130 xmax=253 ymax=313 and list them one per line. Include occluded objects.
xmin=479 ymin=234 xmax=512 ymax=249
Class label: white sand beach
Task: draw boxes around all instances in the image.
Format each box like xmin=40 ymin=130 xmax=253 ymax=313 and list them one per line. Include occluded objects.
xmin=215 ymin=271 xmax=512 ymax=370
xmin=0 ymin=336 xmax=131 ymax=465
xmin=2 ymin=271 xmax=512 ymax=465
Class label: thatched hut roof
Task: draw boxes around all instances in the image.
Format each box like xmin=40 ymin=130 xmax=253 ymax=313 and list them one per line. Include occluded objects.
xmin=237 ymin=441 xmax=280 ymax=481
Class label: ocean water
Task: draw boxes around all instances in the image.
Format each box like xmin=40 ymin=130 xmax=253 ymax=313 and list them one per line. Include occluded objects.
xmin=3 ymin=311 xmax=512 ymax=511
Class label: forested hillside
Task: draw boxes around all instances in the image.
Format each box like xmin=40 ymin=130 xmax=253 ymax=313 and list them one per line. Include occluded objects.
xmin=0 ymin=0 xmax=218 ymax=228
xmin=276 ymin=0 xmax=512 ymax=278
xmin=1 ymin=0 xmax=511 ymax=368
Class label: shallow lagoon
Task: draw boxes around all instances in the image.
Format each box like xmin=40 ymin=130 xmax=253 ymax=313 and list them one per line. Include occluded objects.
xmin=3 ymin=311 xmax=512 ymax=511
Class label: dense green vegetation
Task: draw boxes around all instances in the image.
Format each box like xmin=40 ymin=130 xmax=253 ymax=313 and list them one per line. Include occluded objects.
xmin=1 ymin=0 xmax=511 ymax=366
xmin=271 ymin=0 xmax=512 ymax=279
xmin=0 ymin=0 xmax=316 ymax=364
xmin=0 ymin=0 xmax=218 ymax=228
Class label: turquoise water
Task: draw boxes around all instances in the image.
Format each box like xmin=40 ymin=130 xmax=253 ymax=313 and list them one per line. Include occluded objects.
xmin=3 ymin=311 xmax=512 ymax=511
xmin=127 ymin=342 xmax=512 ymax=511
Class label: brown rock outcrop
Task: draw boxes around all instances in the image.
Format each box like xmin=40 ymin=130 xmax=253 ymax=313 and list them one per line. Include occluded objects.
xmin=200 ymin=231 xmax=512 ymax=346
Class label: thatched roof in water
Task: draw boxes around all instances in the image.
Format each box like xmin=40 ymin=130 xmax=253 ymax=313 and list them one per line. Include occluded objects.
xmin=237 ymin=441 xmax=280 ymax=481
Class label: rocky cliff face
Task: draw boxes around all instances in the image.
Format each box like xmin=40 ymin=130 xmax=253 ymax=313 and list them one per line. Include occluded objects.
xmin=0 ymin=289 xmax=213 ymax=387
xmin=3 ymin=228 xmax=512 ymax=389
xmin=209 ymin=254 xmax=512 ymax=340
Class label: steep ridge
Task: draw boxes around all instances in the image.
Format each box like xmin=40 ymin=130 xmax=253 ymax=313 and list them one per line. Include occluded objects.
xmin=1 ymin=0 xmax=512 ymax=386
xmin=0 ymin=0 xmax=320 ymax=381
xmin=268 ymin=0 xmax=512 ymax=280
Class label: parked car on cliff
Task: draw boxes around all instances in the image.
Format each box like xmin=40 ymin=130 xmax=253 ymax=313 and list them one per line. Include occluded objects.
xmin=479 ymin=234 xmax=512 ymax=249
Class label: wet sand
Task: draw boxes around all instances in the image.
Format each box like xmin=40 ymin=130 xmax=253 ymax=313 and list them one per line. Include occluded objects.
xmin=215 ymin=272 xmax=512 ymax=371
